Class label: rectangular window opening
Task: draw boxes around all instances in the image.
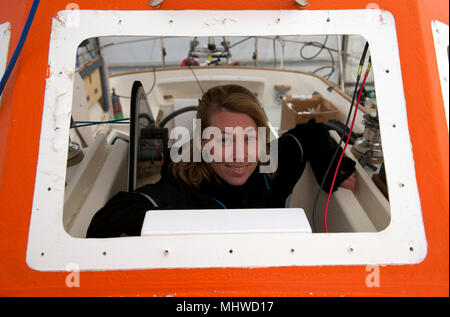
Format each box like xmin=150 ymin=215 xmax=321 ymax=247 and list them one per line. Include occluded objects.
xmin=65 ymin=34 xmax=390 ymax=238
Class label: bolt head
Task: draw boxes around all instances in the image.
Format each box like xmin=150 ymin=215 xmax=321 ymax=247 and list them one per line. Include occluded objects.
xmin=149 ymin=0 xmax=164 ymax=8
xmin=295 ymin=0 xmax=310 ymax=8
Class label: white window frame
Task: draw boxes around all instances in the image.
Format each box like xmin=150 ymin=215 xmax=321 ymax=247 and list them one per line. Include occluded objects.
xmin=27 ymin=9 xmax=427 ymax=271
xmin=0 ymin=22 xmax=11 ymax=105
xmin=431 ymin=20 xmax=449 ymax=131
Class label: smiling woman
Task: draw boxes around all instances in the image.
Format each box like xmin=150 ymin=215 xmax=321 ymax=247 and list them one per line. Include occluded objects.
xmin=86 ymin=84 xmax=356 ymax=238
xmin=171 ymin=84 xmax=271 ymax=187
xmin=206 ymin=115 xmax=259 ymax=187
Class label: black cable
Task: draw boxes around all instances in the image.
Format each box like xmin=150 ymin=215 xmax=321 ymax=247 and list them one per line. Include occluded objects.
xmin=310 ymin=42 xmax=370 ymax=232
xmin=300 ymin=35 xmax=336 ymax=81
xmin=300 ymin=35 xmax=329 ymax=60
xmin=70 ymin=117 xmax=88 ymax=148
xmin=343 ymin=44 xmax=369 ymax=127
xmin=257 ymin=35 xmax=359 ymax=60
xmin=312 ymin=44 xmax=335 ymax=80
xmin=159 ymin=106 xmax=198 ymax=128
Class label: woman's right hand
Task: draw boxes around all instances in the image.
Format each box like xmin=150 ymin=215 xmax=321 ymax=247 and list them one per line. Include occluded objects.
xmin=339 ymin=172 xmax=356 ymax=191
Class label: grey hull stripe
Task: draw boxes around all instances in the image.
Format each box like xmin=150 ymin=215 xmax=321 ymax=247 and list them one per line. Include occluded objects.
xmin=137 ymin=192 xmax=159 ymax=208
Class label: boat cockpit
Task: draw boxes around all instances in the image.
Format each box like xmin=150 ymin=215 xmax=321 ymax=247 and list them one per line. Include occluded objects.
xmin=64 ymin=34 xmax=390 ymax=238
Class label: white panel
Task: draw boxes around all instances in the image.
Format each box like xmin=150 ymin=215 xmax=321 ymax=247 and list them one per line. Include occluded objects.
xmin=141 ymin=208 xmax=311 ymax=235
xmin=68 ymin=138 xmax=128 ymax=238
xmin=431 ymin=20 xmax=449 ymax=131
xmin=0 ymin=22 xmax=11 ymax=105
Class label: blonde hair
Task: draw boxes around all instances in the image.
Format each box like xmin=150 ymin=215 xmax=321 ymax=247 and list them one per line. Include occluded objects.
xmin=170 ymin=84 xmax=272 ymax=187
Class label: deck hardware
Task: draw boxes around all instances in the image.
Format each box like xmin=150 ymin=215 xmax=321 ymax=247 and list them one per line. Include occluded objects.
xmin=149 ymin=0 xmax=164 ymax=8
xmin=294 ymin=0 xmax=309 ymax=8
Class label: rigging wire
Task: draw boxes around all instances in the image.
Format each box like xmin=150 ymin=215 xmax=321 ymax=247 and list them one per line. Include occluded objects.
xmin=300 ymin=35 xmax=330 ymax=60
xmin=99 ymin=36 xmax=179 ymax=50
xmin=257 ymin=36 xmax=361 ymax=61
xmin=188 ymin=65 xmax=205 ymax=94
xmin=299 ymin=35 xmax=335 ymax=80
xmin=213 ymin=36 xmax=254 ymax=60
xmin=70 ymin=118 xmax=130 ymax=129
xmin=312 ymin=44 xmax=335 ymax=80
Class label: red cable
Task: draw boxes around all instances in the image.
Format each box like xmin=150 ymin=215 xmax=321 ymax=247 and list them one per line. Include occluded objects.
xmin=324 ymin=69 xmax=370 ymax=233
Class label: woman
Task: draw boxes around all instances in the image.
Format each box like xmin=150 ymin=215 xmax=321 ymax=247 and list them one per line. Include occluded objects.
xmin=87 ymin=84 xmax=356 ymax=238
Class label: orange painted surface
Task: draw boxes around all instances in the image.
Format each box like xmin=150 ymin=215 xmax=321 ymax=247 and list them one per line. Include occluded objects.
xmin=0 ymin=0 xmax=448 ymax=296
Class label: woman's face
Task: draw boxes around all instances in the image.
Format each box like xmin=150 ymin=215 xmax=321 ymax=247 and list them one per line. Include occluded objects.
xmin=203 ymin=109 xmax=259 ymax=186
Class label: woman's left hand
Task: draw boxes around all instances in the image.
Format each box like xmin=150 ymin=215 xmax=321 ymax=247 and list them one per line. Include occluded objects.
xmin=339 ymin=172 xmax=356 ymax=191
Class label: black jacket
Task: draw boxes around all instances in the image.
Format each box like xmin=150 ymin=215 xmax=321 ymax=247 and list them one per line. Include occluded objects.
xmin=86 ymin=120 xmax=355 ymax=238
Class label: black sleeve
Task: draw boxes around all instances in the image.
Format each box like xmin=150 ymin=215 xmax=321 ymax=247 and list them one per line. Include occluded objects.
xmin=86 ymin=191 xmax=155 ymax=238
xmin=284 ymin=119 xmax=356 ymax=193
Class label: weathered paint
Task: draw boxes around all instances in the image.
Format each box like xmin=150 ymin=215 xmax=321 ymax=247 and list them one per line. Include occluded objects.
xmin=0 ymin=0 xmax=448 ymax=296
